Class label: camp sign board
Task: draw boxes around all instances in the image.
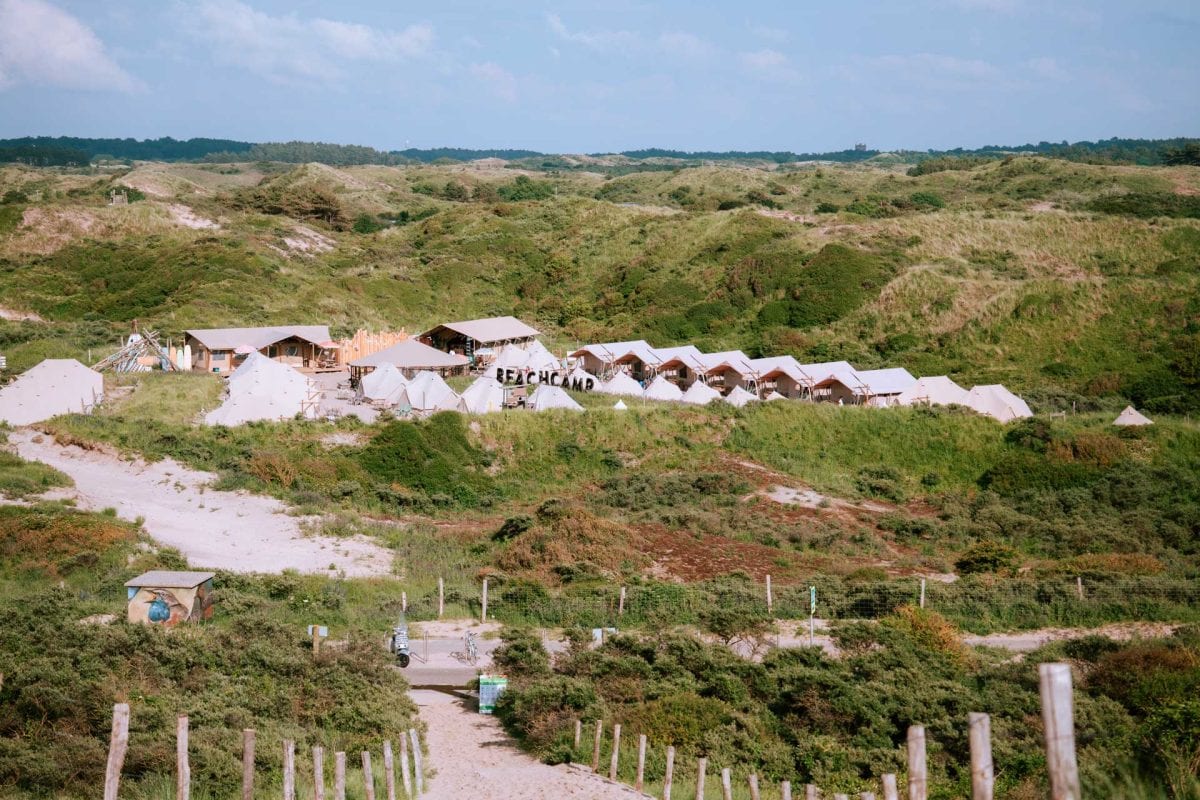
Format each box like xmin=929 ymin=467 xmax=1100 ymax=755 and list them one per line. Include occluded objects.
xmin=496 ymin=368 xmax=596 ymax=392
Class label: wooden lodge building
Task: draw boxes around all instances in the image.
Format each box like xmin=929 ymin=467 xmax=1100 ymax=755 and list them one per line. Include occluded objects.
xmin=419 ymin=316 xmax=540 ymax=363
xmin=185 ymin=325 xmax=334 ymax=375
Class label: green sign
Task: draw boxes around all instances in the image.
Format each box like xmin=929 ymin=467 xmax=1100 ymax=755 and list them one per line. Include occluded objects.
xmin=809 ymin=586 xmax=816 ymax=615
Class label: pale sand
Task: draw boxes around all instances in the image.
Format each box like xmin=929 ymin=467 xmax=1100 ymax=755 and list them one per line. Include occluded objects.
xmin=8 ymin=429 xmax=393 ymax=576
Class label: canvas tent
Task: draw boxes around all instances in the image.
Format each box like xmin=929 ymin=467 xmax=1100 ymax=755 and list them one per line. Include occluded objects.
xmin=205 ymin=353 xmax=315 ymax=426
xmin=485 ymin=341 xmax=562 ymax=378
xmin=613 ymin=399 xmax=627 ymax=410
xmin=570 ymin=341 xmax=653 ymax=376
xmin=764 ymin=391 xmax=786 ymax=401
xmin=596 ymin=372 xmax=644 ymax=396
xmin=0 ymin=359 xmax=104 ymax=426
xmin=643 ymin=375 xmax=684 ymax=402
xmin=681 ymin=381 xmax=722 ymax=405
xmin=419 ymin=316 xmax=540 ymax=357
xmin=964 ymin=384 xmax=1033 ymax=423
xmin=856 ymin=368 xmax=917 ymax=407
xmin=897 ymin=376 xmax=968 ymax=407
xmin=527 ymin=384 xmax=583 ymax=412
xmin=565 ymin=366 xmax=599 ymax=392
xmin=359 ymin=363 xmax=407 ymax=403
xmin=1113 ymin=406 xmax=1153 ymax=427
xmin=724 ymin=385 xmax=759 ymax=408
xmin=460 ymin=377 xmax=507 ymax=414
xmin=350 ymin=339 xmax=469 ymax=379
xmin=396 ymin=371 xmax=462 ymax=414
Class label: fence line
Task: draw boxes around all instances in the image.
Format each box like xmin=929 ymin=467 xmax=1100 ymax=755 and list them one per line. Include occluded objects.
xmin=568 ymin=662 xmax=1080 ymax=799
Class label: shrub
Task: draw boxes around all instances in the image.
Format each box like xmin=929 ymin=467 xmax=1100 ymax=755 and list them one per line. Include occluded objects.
xmin=909 ymin=191 xmax=946 ymax=209
xmin=1087 ymin=193 xmax=1200 ymax=219
xmin=498 ymin=175 xmax=554 ymax=201
xmin=814 ymin=201 xmax=839 ymax=213
xmin=351 ymin=213 xmax=385 ymax=233
xmin=954 ymin=541 xmax=1019 ymax=574
xmin=855 ymin=465 xmax=906 ymax=503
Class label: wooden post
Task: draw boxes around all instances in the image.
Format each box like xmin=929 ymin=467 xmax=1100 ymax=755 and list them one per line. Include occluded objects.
xmin=882 ymin=774 xmax=899 ymax=800
xmin=781 ymin=781 xmax=792 ymax=800
xmin=481 ymin=578 xmax=489 ymax=623
xmin=721 ymin=768 xmax=733 ymax=800
xmin=313 ymin=746 xmax=326 ymax=800
xmin=334 ymin=752 xmax=346 ymax=800
xmin=104 ymin=703 xmax=130 ymax=800
xmin=636 ymin=734 xmax=647 ymax=792
xmin=438 ymin=577 xmax=444 ymax=618
xmin=574 ymin=719 xmax=582 ymax=752
xmin=766 ymin=575 xmax=773 ymax=614
xmin=1075 ymin=577 xmax=1083 ymax=601
xmin=176 ymin=715 xmax=190 ymax=800
xmin=592 ymin=719 xmax=603 ymax=771
xmin=242 ymin=729 xmax=256 ymax=800
xmin=907 ymin=725 xmax=927 ymax=800
xmin=283 ymin=740 xmax=296 ymax=800
xmin=1040 ymin=663 xmax=1081 ymax=800
xmin=402 ymin=591 xmax=407 ymax=612
xmin=968 ymin=713 xmax=994 ymax=800
xmin=362 ymin=752 xmax=375 ymax=800
xmin=312 ymin=627 xmax=321 ymax=656
xmin=749 ymin=772 xmax=761 ymax=800
xmin=399 ymin=734 xmax=413 ymax=798
xmin=663 ymin=746 xmax=675 ymax=800
xmin=619 ymin=586 xmax=626 ymax=615
xmin=409 ymin=728 xmax=424 ymax=796
xmin=695 ymin=758 xmax=707 ymax=800
xmin=609 ymin=723 xmax=622 ymax=781
xmin=919 ymin=578 xmax=926 ymax=609
xmin=383 ymin=742 xmax=396 ymax=800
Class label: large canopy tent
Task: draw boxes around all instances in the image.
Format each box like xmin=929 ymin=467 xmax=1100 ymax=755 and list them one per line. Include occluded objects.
xmin=460 ymin=376 xmax=508 ymax=414
xmin=359 ymin=363 xmax=408 ymax=403
xmin=897 ymin=376 xmax=969 ymax=407
xmin=204 ymin=353 xmax=316 ymax=426
xmin=0 ymin=359 xmax=104 ymax=426
xmin=964 ymin=384 xmax=1033 ymax=423
xmin=419 ymin=316 xmax=540 ymax=363
xmin=349 ymin=339 xmax=469 ymax=383
xmin=396 ymin=371 xmax=462 ymax=414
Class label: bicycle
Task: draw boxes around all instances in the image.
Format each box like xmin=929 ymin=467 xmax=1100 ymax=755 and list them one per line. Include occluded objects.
xmin=450 ymin=630 xmax=479 ymax=666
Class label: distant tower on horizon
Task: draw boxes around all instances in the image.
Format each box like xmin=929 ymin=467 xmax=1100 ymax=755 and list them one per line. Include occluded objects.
xmin=854 ymin=143 xmax=867 ymax=152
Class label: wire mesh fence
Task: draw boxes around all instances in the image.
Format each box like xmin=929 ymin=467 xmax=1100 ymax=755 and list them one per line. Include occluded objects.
xmin=397 ymin=574 xmax=1200 ymax=634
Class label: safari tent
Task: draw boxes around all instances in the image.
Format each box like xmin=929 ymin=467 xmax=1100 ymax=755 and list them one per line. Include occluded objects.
xmin=419 ymin=316 xmax=540 ymax=361
xmin=897 ymin=376 xmax=969 ymax=407
xmin=570 ymin=341 xmax=653 ymax=377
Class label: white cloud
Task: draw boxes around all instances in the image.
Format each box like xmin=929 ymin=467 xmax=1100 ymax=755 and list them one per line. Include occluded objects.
xmin=946 ymin=0 xmax=1022 ymax=12
xmin=187 ymin=0 xmax=433 ymax=85
xmin=0 ymin=0 xmax=141 ymax=92
xmin=657 ymin=31 xmax=712 ymax=58
xmin=548 ymin=14 xmax=711 ymax=59
xmin=547 ymin=13 xmax=639 ymax=53
xmin=470 ymin=62 xmax=517 ymax=103
xmin=748 ymin=24 xmax=789 ymax=43
xmin=1026 ymin=56 xmax=1069 ymax=81
xmin=740 ymin=49 xmax=802 ymax=83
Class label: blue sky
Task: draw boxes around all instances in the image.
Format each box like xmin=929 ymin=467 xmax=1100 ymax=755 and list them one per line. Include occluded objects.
xmin=0 ymin=0 xmax=1196 ymax=153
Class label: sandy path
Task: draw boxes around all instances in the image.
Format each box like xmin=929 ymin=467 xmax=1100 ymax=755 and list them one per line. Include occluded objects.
xmin=8 ymin=429 xmax=393 ymax=576
xmin=412 ymin=690 xmax=643 ymax=800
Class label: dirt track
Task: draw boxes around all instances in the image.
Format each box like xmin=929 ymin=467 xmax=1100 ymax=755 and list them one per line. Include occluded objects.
xmin=8 ymin=429 xmax=393 ymax=575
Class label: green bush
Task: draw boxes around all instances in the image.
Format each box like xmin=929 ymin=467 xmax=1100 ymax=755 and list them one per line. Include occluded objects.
xmin=498 ymin=175 xmax=555 ymax=201
xmin=1087 ymin=193 xmax=1200 ymax=219
xmin=954 ymin=541 xmax=1020 ymax=574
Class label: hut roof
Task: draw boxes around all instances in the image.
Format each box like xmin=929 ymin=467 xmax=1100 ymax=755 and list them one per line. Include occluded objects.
xmin=186 ymin=325 xmax=330 ymax=351
xmin=350 ymin=339 xmax=469 ymax=369
xmin=125 ymin=570 xmax=215 ymax=588
xmin=422 ymin=316 xmax=540 ymax=344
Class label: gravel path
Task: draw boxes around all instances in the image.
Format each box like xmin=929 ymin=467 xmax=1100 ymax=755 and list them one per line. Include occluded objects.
xmin=412 ymin=690 xmax=644 ymax=800
xmin=8 ymin=428 xmax=393 ymax=575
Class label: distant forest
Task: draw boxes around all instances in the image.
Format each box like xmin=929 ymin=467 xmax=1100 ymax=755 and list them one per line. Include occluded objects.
xmin=0 ymin=135 xmax=1196 ymax=167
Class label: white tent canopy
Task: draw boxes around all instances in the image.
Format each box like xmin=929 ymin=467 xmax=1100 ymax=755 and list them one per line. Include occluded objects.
xmin=596 ymin=372 xmax=644 ymax=396
xmin=397 ymin=371 xmax=461 ymax=413
xmin=0 ymin=359 xmax=104 ymax=426
xmin=764 ymin=391 xmax=786 ymax=401
xmin=642 ymin=375 xmax=684 ymax=402
xmin=681 ymin=381 xmax=722 ymax=405
xmin=205 ymin=353 xmax=314 ymax=426
xmin=485 ymin=341 xmax=562 ymax=377
xmin=565 ymin=366 xmax=599 ymax=391
xmin=360 ymin=363 xmax=408 ymax=402
xmin=613 ymin=399 xmax=627 ymax=410
xmin=1113 ymin=406 xmax=1153 ymax=427
xmin=528 ymin=384 xmax=584 ymax=411
xmin=897 ymin=376 xmax=969 ymax=407
xmin=459 ymin=377 xmax=507 ymax=414
xmin=965 ymin=384 xmax=1033 ymax=423
xmin=724 ymin=385 xmax=759 ymax=408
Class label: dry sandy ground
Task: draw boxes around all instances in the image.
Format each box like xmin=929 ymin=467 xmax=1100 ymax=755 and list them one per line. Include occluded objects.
xmin=413 ymin=689 xmax=644 ymax=800
xmin=8 ymin=429 xmax=393 ymax=575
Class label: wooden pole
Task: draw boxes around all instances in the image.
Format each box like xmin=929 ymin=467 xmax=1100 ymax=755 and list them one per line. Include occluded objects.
xmin=749 ymin=772 xmax=761 ymax=800
xmin=362 ymin=752 xmax=376 ymax=800
xmin=663 ymin=746 xmax=675 ymax=800
xmin=1039 ymin=663 xmax=1081 ymax=800
xmin=906 ymin=725 xmax=927 ymax=800
xmin=1075 ymin=577 xmax=1083 ymax=601
xmin=635 ymin=734 xmax=647 ymax=792
xmin=609 ymin=723 xmax=622 ymax=781
xmin=882 ymin=773 xmax=899 ymax=800
xmin=383 ymin=742 xmax=396 ymax=800
xmin=334 ymin=752 xmax=346 ymax=800
xmin=438 ymin=577 xmax=445 ymax=618
xmin=766 ymin=575 xmax=773 ymax=614
xmin=104 ymin=703 xmax=130 ymax=800
xmin=283 ymin=740 xmax=296 ymax=800
xmin=312 ymin=627 xmax=321 ymax=656
xmin=721 ymin=768 xmax=733 ymax=800
xmin=574 ymin=719 xmax=582 ymax=752
xmin=968 ymin=713 xmax=994 ymax=800
xmin=409 ymin=728 xmax=424 ymax=796
xmin=242 ymin=729 xmax=256 ymax=800
xmin=399 ymin=734 xmax=413 ymax=798
xmin=592 ymin=720 xmax=603 ymax=771
xmin=695 ymin=758 xmax=707 ymax=800
xmin=919 ymin=578 xmax=926 ymax=609
xmin=481 ymin=578 xmax=489 ymax=623
xmin=314 ymin=746 xmax=326 ymax=800
xmin=176 ymin=715 xmax=190 ymax=800
xmin=619 ymin=586 xmax=626 ymax=615
xmin=402 ymin=591 xmax=407 ymax=612
xmin=781 ymin=780 xmax=792 ymax=800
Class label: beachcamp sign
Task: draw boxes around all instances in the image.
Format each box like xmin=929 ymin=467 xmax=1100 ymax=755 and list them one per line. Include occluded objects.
xmin=496 ymin=368 xmax=596 ymax=392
